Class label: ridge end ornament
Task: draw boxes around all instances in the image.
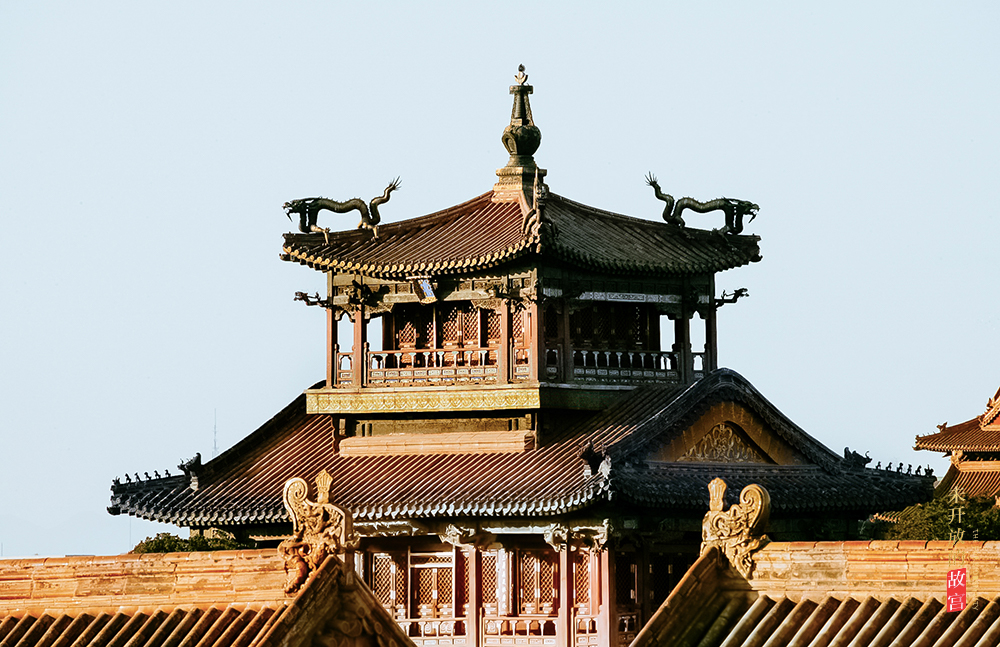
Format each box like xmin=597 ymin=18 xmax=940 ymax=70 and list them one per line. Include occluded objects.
xmin=645 ymin=172 xmax=758 ymax=235
xmin=283 ymin=177 xmax=400 ymax=241
xmin=278 ymin=469 xmax=359 ymax=595
xmin=701 ymin=477 xmax=770 ymax=579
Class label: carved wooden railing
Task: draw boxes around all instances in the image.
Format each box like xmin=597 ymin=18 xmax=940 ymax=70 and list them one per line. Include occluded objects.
xmin=333 ymin=343 xmax=533 ymax=387
xmin=396 ymin=617 xmax=469 ymax=645
xmin=482 ymin=616 xmax=558 ymax=647
xmin=570 ymin=349 xmax=678 ymax=383
xmin=573 ymin=612 xmax=600 ymax=647
xmin=616 ymin=612 xmax=639 ymax=647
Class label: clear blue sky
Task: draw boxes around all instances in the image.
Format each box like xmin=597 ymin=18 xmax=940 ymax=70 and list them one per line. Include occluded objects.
xmin=1 ymin=3 xmax=997 ymax=557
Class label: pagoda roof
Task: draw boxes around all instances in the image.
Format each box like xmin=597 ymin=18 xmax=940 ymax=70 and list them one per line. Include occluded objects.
xmin=914 ymin=385 xmax=1000 ymax=452
xmin=109 ymin=369 xmax=930 ymax=529
xmin=280 ymin=191 xmax=761 ymax=279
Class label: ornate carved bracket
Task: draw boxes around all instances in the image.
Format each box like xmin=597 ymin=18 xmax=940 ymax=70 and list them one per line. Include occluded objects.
xmin=278 ymin=470 xmax=359 ymax=595
xmin=701 ymin=478 xmax=770 ymax=579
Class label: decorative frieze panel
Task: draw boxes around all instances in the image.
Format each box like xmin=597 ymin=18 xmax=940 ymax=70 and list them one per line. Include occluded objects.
xmin=677 ymin=423 xmax=768 ymax=463
xmin=306 ymin=388 xmax=542 ymax=414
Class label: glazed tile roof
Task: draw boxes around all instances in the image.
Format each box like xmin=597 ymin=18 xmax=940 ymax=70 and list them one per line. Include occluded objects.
xmin=0 ymin=549 xmax=413 ymax=647
xmin=915 ymin=386 xmax=1000 ymax=452
xmin=933 ymin=462 xmax=1000 ymax=499
xmin=280 ymin=191 xmax=761 ymax=278
xmin=109 ymin=370 xmax=931 ymax=529
xmin=634 ymin=540 xmax=1000 ymax=647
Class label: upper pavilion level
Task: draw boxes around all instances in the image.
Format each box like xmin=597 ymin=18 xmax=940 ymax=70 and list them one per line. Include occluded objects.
xmin=280 ymin=68 xmax=761 ymax=416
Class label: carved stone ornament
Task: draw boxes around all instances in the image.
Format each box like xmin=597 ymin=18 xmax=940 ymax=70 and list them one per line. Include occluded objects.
xmin=278 ymin=469 xmax=359 ymax=595
xmin=701 ymin=478 xmax=770 ymax=579
xmin=678 ymin=423 xmax=767 ymax=463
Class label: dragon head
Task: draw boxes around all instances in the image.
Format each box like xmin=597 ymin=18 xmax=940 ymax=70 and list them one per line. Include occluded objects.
xmin=283 ymin=199 xmax=309 ymax=221
xmin=735 ymin=200 xmax=759 ymax=223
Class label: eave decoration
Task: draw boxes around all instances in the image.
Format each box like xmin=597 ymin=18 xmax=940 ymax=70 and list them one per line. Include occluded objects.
xmin=278 ymin=469 xmax=359 ymax=594
xmin=701 ymin=477 xmax=770 ymax=579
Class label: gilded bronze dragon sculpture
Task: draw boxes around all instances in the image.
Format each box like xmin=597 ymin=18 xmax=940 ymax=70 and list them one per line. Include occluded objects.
xmin=645 ymin=173 xmax=758 ymax=235
xmin=283 ymin=177 xmax=400 ymax=237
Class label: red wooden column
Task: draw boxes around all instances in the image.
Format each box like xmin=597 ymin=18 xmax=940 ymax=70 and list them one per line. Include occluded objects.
xmin=599 ymin=550 xmax=617 ymax=647
xmin=561 ymin=305 xmax=573 ymax=383
xmin=498 ymin=302 xmax=510 ymax=384
xmin=528 ymin=302 xmax=544 ymax=382
xmin=704 ymin=306 xmax=718 ymax=372
xmin=672 ymin=315 xmax=691 ymax=383
xmin=326 ymin=307 xmax=338 ymax=388
xmin=469 ymin=547 xmax=482 ymax=647
xmin=558 ymin=548 xmax=572 ymax=647
xmin=352 ymin=303 xmax=367 ymax=387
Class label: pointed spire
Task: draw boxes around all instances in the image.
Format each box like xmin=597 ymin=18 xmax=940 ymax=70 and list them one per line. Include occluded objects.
xmin=494 ymin=65 xmax=547 ymax=202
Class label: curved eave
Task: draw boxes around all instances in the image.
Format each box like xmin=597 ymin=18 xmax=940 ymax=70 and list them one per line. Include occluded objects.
xmin=110 ymin=478 xmax=610 ymax=527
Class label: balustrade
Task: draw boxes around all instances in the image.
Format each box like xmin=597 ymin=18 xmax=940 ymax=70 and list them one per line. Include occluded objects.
xmin=616 ymin=613 xmax=639 ymax=647
xmin=398 ymin=618 xmax=469 ymax=646
xmin=571 ymin=349 xmax=677 ymax=383
xmin=482 ymin=616 xmax=558 ymax=647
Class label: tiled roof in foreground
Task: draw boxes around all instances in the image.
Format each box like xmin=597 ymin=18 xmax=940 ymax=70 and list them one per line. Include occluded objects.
xmin=280 ymin=192 xmax=761 ymax=278
xmin=109 ymin=370 xmax=932 ymax=529
xmin=635 ymin=540 xmax=1000 ymax=647
xmin=0 ymin=549 xmax=413 ymax=647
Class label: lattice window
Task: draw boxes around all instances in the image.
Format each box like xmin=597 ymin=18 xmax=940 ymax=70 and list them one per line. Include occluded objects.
xmin=463 ymin=308 xmax=480 ymax=345
xmin=615 ymin=552 xmax=637 ymax=606
xmin=425 ymin=314 xmax=435 ymax=347
xmin=441 ymin=305 xmax=460 ymax=344
xmin=573 ymin=551 xmax=590 ymax=610
xmin=411 ymin=553 xmax=453 ymax=618
xmin=632 ymin=306 xmax=645 ymax=347
xmin=372 ymin=552 xmax=407 ymax=613
xmin=486 ymin=310 xmax=502 ymax=342
xmin=456 ymin=551 xmax=468 ymax=609
xmin=573 ymin=307 xmax=594 ymax=346
xmin=398 ymin=319 xmax=416 ymax=346
xmin=482 ymin=552 xmax=498 ymax=614
xmin=512 ymin=304 xmax=525 ymax=344
xmin=595 ymin=304 xmax=611 ymax=342
xmin=518 ymin=550 xmax=558 ymax=616
xmin=544 ymin=305 xmax=559 ymax=340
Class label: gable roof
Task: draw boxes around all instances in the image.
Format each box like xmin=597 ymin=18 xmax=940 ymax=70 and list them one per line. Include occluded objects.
xmin=915 ymin=385 xmax=1000 ymax=452
xmin=109 ymin=370 xmax=931 ymax=530
xmin=280 ymin=192 xmax=761 ymax=279
xmin=0 ymin=549 xmax=413 ymax=647
xmin=634 ymin=540 xmax=1000 ymax=647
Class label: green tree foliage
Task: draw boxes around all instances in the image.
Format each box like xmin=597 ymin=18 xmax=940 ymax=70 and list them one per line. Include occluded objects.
xmin=876 ymin=491 xmax=1000 ymax=541
xmin=131 ymin=531 xmax=250 ymax=553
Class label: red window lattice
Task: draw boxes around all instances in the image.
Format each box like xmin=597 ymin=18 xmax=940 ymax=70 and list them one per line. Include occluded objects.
xmin=463 ymin=308 xmax=480 ymax=345
xmin=519 ymin=550 xmax=557 ymax=615
xmin=486 ymin=310 xmax=502 ymax=341
xmin=441 ymin=305 xmax=459 ymax=343
xmin=372 ymin=553 xmax=407 ymax=611
xmin=573 ymin=551 xmax=590 ymax=608
xmin=482 ymin=552 xmax=498 ymax=613
xmin=512 ymin=304 xmax=525 ymax=342
xmin=616 ymin=552 xmax=637 ymax=606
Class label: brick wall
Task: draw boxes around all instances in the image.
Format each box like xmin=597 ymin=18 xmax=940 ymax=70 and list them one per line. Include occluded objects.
xmin=0 ymin=549 xmax=288 ymax=617
xmin=743 ymin=540 xmax=1000 ymax=599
